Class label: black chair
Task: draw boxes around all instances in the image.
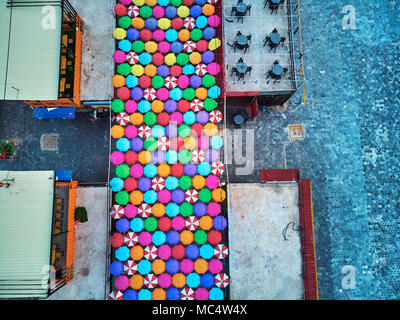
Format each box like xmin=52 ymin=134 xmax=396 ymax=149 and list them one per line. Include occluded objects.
xmin=231 ymin=67 xmax=240 ymax=77
xmin=245 ymin=66 xmax=252 ymax=76
xmin=247 ymin=34 xmax=252 ymax=44
xmin=243 ymin=43 xmax=250 ymax=54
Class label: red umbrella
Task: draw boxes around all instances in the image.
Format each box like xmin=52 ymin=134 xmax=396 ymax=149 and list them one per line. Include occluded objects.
xmin=195 ymin=63 xmax=208 ymax=76
xmin=185 ymin=189 xmax=199 ymax=203
xmin=215 ymin=273 xmax=229 ymax=289
xmin=152 ymin=52 xmax=165 ymax=66
xmin=126 ymin=52 xmax=139 ymax=65
xmin=138 ymin=203 xmax=152 ymax=218
xmin=125 ymin=151 xmax=138 ymax=164
xmin=124 ymin=260 xmax=137 ymax=275
xmin=110 ymin=204 xmax=124 ymax=219
xmin=211 ymin=161 xmax=225 ymax=175
xmin=138 ymin=125 xmax=152 ymax=139
xmin=139 ymin=75 xmax=152 ymax=89
xmin=165 ymin=76 xmax=178 ymax=89
xmin=144 ymin=245 xmax=158 ymax=260
xmin=124 ymin=177 xmax=138 ymax=191
xmin=157 ymin=137 xmax=170 ymax=151
xmin=183 ymin=17 xmax=195 ymax=29
xmin=144 ymin=274 xmax=158 ymax=289
xmin=127 ymin=5 xmax=140 ymax=18
xmin=152 ymin=177 xmax=165 ymax=191
xmin=209 ymin=110 xmax=223 ymax=124
xmin=144 ymin=88 xmax=157 ymax=101
xmin=192 ymin=149 xmax=205 ymax=164
xmin=110 ymin=232 xmax=123 ymax=248
xmin=190 ymin=99 xmax=203 ymax=112
xmin=181 ymin=288 xmax=195 ymax=300
xmin=124 ymin=232 xmax=138 ymax=247
xmin=214 ymin=244 xmax=228 ymax=259
xmin=186 ymin=216 xmax=199 ymax=231
xmin=114 ymin=4 xmax=127 ymax=17
xmin=116 ymin=112 xmax=130 ymax=126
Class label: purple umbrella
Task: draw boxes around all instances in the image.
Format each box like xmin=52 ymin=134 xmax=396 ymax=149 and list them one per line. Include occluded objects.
xmin=138 ymin=177 xmax=151 ymax=192
xmin=152 ymin=150 xmax=165 ymax=164
xmin=165 ymin=100 xmax=178 ymax=113
xmin=166 ymin=124 xmax=178 ymax=138
xmin=193 ymin=201 xmax=207 ymax=217
xmin=203 ymin=27 xmax=216 ymax=40
xmin=196 ymin=110 xmax=209 ymax=124
xmin=205 ymin=149 xmax=219 ymax=162
xmin=202 ymin=50 xmax=215 ymax=64
xmin=131 ymin=138 xmax=144 ymax=152
xmin=157 ymin=65 xmax=170 ymax=77
xmin=190 ymin=75 xmax=202 ymax=88
xmin=116 ymin=218 xmax=130 ymax=233
xmin=184 ymin=163 xmax=197 ymax=176
xmin=131 ymin=87 xmax=144 ymax=100
xmin=171 ymin=189 xmax=185 ymax=204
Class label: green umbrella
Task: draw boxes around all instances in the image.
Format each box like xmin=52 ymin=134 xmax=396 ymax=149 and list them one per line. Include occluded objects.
xmin=194 ymin=230 xmax=208 ymax=245
xmin=139 ymin=6 xmax=152 ymax=18
xmin=111 ymin=99 xmax=125 ymax=113
xmin=191 ymin=29 xmax=203 ymax=42
xmin=203 ymin=98 xmax=217 ymax=112
xmin=117 ymin=63 xmax=131 ymax=76
xmin=144 ymin=112 xmax=157 ymax=126
xmin=180 ymin=202 xmax=193 ymax=217
xmin=144 ymin=217 xmax=158 ymax=232
xmin=115 ymin=191 xmax=130 ymax=206
xmin=116 ymin=164 xmax=130 ymax=178
xmin=144 ymin=137 xmax=158 ymax=151
xmin=182 ymin=88 xmax=196 ymax=101
xmin=152 ymin=76 xmax=164 ymax=89
xmin=202 ymin=74 xmax=216 ymax=88
xmin=118 ymin=16 xmax=132 ymax=29
xmin=132 ymin=41 xmax=145 ymax=53
xmin=178 ymin=124 xmax=191 ymax=138
xmin=178 ymin=150 xmax=191 ymax=164
xmin=176 ymin=53 xmax=189 ymax=66
xmin=198 ymin=188 xmax=212 ymax=202
xmin=179 ymin=176 xmax=192 ymax=190
xmin=170 ymin=0 xmax=182 ymax=6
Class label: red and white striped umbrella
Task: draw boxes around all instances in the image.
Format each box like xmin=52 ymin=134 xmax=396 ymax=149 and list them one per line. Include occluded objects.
xmin=190 ymin=99 xmax=203 ymax=112
xmin=207 ymin=0 xmax=219 ymax=4
xmin=109 ymin=290 xmax=124 ymax=300
xmin=144 ymin=274 xmax=158 ymax=289
xmin=144 ymin=88 xmax=157 ymax=101
xmin=164 ymin=76 xmax=177 ymax=89
xmin=211 ymin=161 xmax=225 ymax=175
xmin=180 ymin=288 xmax=195 ymax=300
xmin=195 ymin=64 xmax=208 ymax=76
xmin=185 ymin=189 xmax=199 ymax=203
xmin=157 ymin=136 xmax=170 ymax=151
xmin=209 ymin=110 xmax=223 ymax=124
xmin=124 ymin=260 xmax=137 ymax=275
xmin=183 ymin=17 xmax=196 ymax=29
xmin=138 ymin=203 xmax=152 ymax=218
xmin=127 ymin=5 xmax=140 ymax=18
xmin=215 ymin=273 xmax=229 ymax=289
xmin=144 ymin=245 xmax=158 ymax=260
xmin=214 ymin=244 xmax=228 ymax=259
xmin=124 ymin=232 xmax=138 ymax=247
xmin=192 ymin=149 xmax=205 ymax=164
xmin=126 ymin=52 xmax=139 ymax=65
xmin=186 ymin=216 xmax=199 ymax=231
xmin=183 ymin=41 xmax=196 ymax=53
xmin=110 ymin=204 xmax=124 ymax=219
xmin=116 ymin=112 xmax=130 ymax=126
xmin=138 ymin=125 xmax=152 ymax=139
xmin=152 ymin=177 xmax=165 ymax=191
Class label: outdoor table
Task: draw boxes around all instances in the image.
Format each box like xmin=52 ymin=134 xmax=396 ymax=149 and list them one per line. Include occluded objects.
xmin=272 ymin=64 xmax=284 ymax=76
xmin=236 ymin=2 xmax=247 ymax=14
xmin=233 ymin=114 xmax=244 ymax=126
xmin=236 ymin=62 xmax=248 ymax=74
xmin=270 ymin=32 xmax=281 ymax=44
xmin=236 ymin=34 xmax=248 ymax=46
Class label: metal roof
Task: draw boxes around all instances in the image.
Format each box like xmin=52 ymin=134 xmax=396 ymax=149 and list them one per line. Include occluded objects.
xmin=0 ymin=0 xmax=62 ymax=100
xmin=0 ymin=171 xmax=55 ymax=299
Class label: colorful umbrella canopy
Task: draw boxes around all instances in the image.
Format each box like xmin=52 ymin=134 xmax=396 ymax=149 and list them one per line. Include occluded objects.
xmin=214 ymin=273 xmax=229 ymax=288
xmin=116 ymin=112 xmax=130 ymax=126
xmin=124 ymin=232 xmax=138 ymax=247
xmin=158 ymin=136 xmax=170 ymax=151
xmin=138 ymin=125 xmax=152 ymax=139
xmin=211 ymin=161 xmax=225 ymax=175
xmin=180 ymin=288 xmax=195 ymax=300
xmin=144 ymin=245 xmax=158 ymax=260
xmin=127 ymin=5 xmax=140 ymax=17
xmin=144 ymin=274 xmax=158 ymax=289
xmin=110 ymin=204 xmax=124 ymax=219
xmin=183 ymin=17 xmax=196 ymax=29
xmin=152 ymin=177 xmax=165 ymax=191
xmin=195 ymin=64 xmax=208 ymax=76
xmin=124 ymin=260 xmax=137 ymax=275
xmin=138 ymin=203 xmax=152 ymax=218
xmin=214 ymin=244 xmax=228 ymax=259
xmin=110 ymin=232 xmax=124 ymax=248
xmin=109 ymin=290 xmax=124 ymax=300
xmin=185 ymin=189 xmax=199 ymax=203
xmin=186 ymin=216 xmax=199 ymax=231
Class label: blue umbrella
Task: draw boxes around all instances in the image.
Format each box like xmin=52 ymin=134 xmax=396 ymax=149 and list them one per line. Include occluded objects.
xmin=170 ymin=88 xmax=182 ymax=101
xmin=171 ymin=41 xmax=183 ymax=53
xmin=139 ymin=52 xmax=152 ymax=65
xmin=186 ymin=273 xmax=200 ymax=287
xmin=143 ymin=189 xmax=157 ymax=204
xmin=145 ymin=18 xmax=158 ymax=30
xmin=118 ymin=39 xmax=132 ymax=52
xmin=126 ymin=28 xmax=139 ymax=41
xmin=116 ymin=138 xmax=130 ymax=152
xmin=110 ymin=261 xmax=124 ymax=276
xmin=116 ymin=218 xmax=130 ymax=233
xmin=199 ymin=244 xmax=214 ymax=259
xmin=131 ymin=87 xmax=144 ymax=100
xmin=165 ymin=6 xmax=177 ymax=19
xmin=166 ymin=29 xmax=178 ymax=42
xmin=196 ymin=16 xmax=208 ymax=29
xmin=183 ymin=111 xmax=196 ymax=125
xmin=209 ymin=288 xmax=224 ymax=300
xmin=165 ymin=177 xmax=179 ymax=191
xmin=166 ymin=231 xmax=180 ymax=245
xmin=166 ymin=259 xmax=180 ymax=273
xmin=166 ymin=150 xmax=178 ymax=164
xmin=110 ymin=177 xmax=124 ymax=192
xmin=152 ymin=125 xmax=166 ymax=138
xmin=167 ymin=288 xmax=180 ymax=300
xmin=137 ymin=260 xmax=152 ymax=275
xmin=144 ymin=163 xmax=158 ymax=178
xmin=124 ymin=289 xmax=138 ymax=300
xmin=130 ymin=218 xmax=144 ymax=232
xmin=201 ymin=273 xmax=214 ymax=288
xmin=157 ymin=65 xmax=170 ymax=77
xmin=115 ymin=246 xmax=130 ymax=261
xmin=126 ymin=75 xmax=139 ymax=88
xmin=152 ymin=231 xmax=166 ymax=246
xmin=138 ymin=100 xmax=151 ymax=113
xmin=183 ymin=64 xmax=195 ymax=75
xmin=190 ymin=5 xmax=202 ymax=17
xmin=203 ymin=27 xmax=216 ymax=40
xmin=138 ymin=289 xmax=152 ymax=300
xmin=208 ymin=85 xmax=221 ymax=99
xmin=202 ymin=50 xmax=215 ymax=64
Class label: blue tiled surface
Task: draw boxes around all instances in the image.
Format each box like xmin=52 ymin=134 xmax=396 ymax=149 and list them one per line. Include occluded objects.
xmin=229 ymin=0 xmax=399 ymax=299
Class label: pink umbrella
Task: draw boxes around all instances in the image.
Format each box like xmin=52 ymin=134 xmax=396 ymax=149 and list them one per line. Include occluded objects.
xmin=125 ymin=126 xmax=138 ymax=139
xmin=177 ymin=75 xmax=190 ymax=89
xmin=116 ymin=112 xmax=130 ymax=126
xmin=158 ymin=190 xmax=171 ymax=203
xmin=157 ymin=136 xmax=170 ymax=151
xmin=195 ymin=64 xmax=208 ymax=76
xmin=138 ymin=125 xmax=152 ymax=139
xmin=209 ymin=110 xmax=223 ymax=123
xmin=152 ymin=177 xmax=165 ymax=191
xmin=208 ymin=14 xmax=221 ymax=27
xmin=114 ymin=50 xmax=126 ymax=64
xmin=144 ymin=245 xmax=158 ymax=260
xmin=124 ymin=204 xmax=138 ymax=218
xmin=110 ymin=204 xmax=124 ymax=219
xmin=190 ymin=99 xmax=203 ymax=112
xmin=191 ymin=149 xmax=205 ymax=163
xmin=125 ymin=100 xmax=138 ymax=113
xmin=184 ymin=41 xmax=196 ymax=53
xmin=215 ymin=273 xmax=229 ymax=288
xmin=185 ymin=189 xmax=199 ymax=203
xmin=214 ymin=244 xmax=228 ymax=259
xmin=144 ymin=88 xmax=157 ymax=101
xmin=165 ymin=76 xmax=178 ymax=89
xmin=207 ymin=62 xmax=221 ymax=75
xmin=158 ymin=41 xmax=171 ymax=54
xmin=127 ymin=5 xmax=140 ymax=18
xmin=110 ymin=151 xmax=125 ymax=165
xmin=138 ymin=203 xmax=152 ymax=218
xmin=144 ymin=274 xmax=158 ymax=289
xmin=115 ymin=275 xmax=129 ymax=291
xmin=183 ymin=17 xmax=195 ymax=29
xmin=181 ymin=288 xmax=195 ymax=300
xmin=124 ymin=260 xmax=137 ymax=275
xmin=109 ymin=290 xmax=124 ymax=300
xmin=206 ymin=175 xmax=220 ymax=189
xmin=126 ymin=52 xmax=139 ymax=65
xmin=157 ymin=88 xmax=170 ymax=101
xmin=211 ymin=161 xmax=225 ymax=175
xmin=186 ymin=216 xmax=199 ymax=231
xmin=124 ymin=232 xmax=138 ymax=247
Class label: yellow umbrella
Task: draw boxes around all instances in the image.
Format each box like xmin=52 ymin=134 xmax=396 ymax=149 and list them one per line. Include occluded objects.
xmin=189 ymin=52 xmax=202 ymax=65
xmin=158 ymin=18 xmax=171 ymax=30
xmin=133 ymin=0 xmax=145 ymax=6
xmin=165 ymin=53 xmax=177 ymax=66
xmin=131 ymin=64 xmax=144 ymax=77
xmin=184 ymin=136 xmax=197 ymax=150
xmin=208 ymin=38 xmax=222 ymax=51
xmin=112 ymin=75 xmax=126 ymax=88
xmin=145 ymin=41 xmax=158 ymax=53
xmin=113 ymin=28 xmax=126 ymax=40
xmin=177 ymin=6 xmax=190 ymax=18
xmin=145 ymin=0 xmax=157 ymax=6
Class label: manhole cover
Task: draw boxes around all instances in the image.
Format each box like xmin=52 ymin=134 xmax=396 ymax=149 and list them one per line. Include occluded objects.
xmin=288 ymin=124 xmax=305 ymax=140
xmin=41 ymin=134 xmax=59 ymax=151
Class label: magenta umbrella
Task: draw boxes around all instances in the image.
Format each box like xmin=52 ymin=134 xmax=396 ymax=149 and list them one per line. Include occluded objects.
xmin=110 ymin=151 xmax=125 ymax=165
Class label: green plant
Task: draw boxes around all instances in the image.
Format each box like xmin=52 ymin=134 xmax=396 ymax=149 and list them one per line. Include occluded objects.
xmin=74 ymin=207 xmax=88 ymax=223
